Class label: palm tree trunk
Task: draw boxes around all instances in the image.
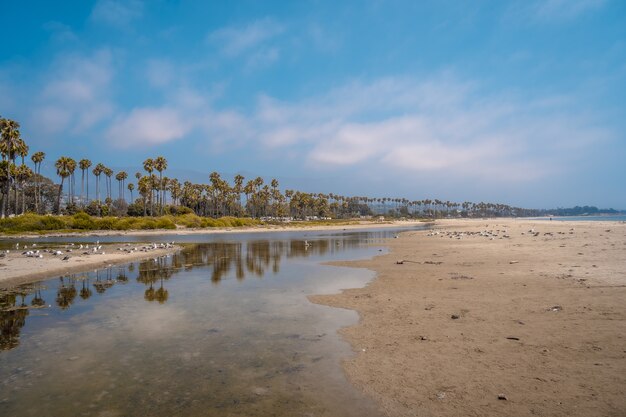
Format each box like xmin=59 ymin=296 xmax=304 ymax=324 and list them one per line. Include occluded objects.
xmin=56 ymin=178 xmax=65 ymax=214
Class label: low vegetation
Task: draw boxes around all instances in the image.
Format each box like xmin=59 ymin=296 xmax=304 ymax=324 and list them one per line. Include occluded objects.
xmin=0 ymin=213 xmax=261 ymax=234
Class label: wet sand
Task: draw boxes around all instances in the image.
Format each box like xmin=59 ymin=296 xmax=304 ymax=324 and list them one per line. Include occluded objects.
xmin=311 ymin=219 xmax=626 ymax=417
xmin=0 ymin=243 xmax=180 ymax=288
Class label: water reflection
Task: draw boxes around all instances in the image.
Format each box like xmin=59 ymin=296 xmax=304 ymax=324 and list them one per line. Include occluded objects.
xmin=0 ymin=235 xmax=380 ymax=352
xmin=0 ymin=228 xmax=428 ymax=416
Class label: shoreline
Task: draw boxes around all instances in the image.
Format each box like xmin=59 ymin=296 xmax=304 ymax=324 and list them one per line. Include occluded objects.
xmin=0 ymin=244 xmax=181 ymax=288
xmin=0 ymin=220 xmax=426 ymax=289
xmin=310 ymin=218 xmax=626 ymax=417
xmin=0 ymin=219 xmax=430 ymax=240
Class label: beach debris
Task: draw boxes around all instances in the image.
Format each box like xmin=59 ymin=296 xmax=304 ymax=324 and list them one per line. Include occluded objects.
xmin=506 ymin=337 xmax=520 ymax=341
xmin=451 ymin=314 xmax=460 ymax=320
xmin=548 ymin=305 xmax=562 ymax=312
xmin=497 ymin=394 xmax=508 ymax=401
xmin=509 ymin=260 xmax=519 ymax=264
xmin=61 ymin=255 xmax=70 ymax=261
xmin=436 ymin=392 xmax=446 ymax=400
xmin=450 ymin=273 xmax=473 ymax=280
xmin=419 ymin=336 xmax=428 ymax=341
xmin=396 ymin=260 xmax=404 ymax=264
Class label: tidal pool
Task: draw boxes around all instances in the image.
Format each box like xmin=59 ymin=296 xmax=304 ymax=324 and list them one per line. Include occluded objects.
xmin=0 ymin=227 xmax=423 ymax=416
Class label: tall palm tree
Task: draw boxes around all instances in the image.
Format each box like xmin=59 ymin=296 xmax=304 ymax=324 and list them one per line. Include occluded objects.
xmin=66 ymin=158 xmax=77 ymax=208
xmin=104 ymin=167 xmax=113 ymax=202
xmin=31 ymin=151 xmax=45 ymax=213
xmin=55 ymin=156 xmax=74 ymax=214
xmin=0 ymin=118 xmax=21 ymax=217
xmin=115 ymin=171 xmax=128 ymax=202
xmin=143 ymin=158 xmax=154 ymax=215
xmin=79 ymin=159 xmax=92 ymax=207
xmin=92 ymin=163 xmax=105 ymax=203
xmin=12 ymin=139 xmax=28 ymax=214
xmin=16 ymin=164 xmax=32 ymax=214
xmin=127 ymin=182 xmax=135 ymax=203
xmin=153 ymin=156 xmax=167 ymax=215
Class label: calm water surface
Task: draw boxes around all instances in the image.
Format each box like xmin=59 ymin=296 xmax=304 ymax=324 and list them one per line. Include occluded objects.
xmin=0 ymin=227 xmax=425 ymax=416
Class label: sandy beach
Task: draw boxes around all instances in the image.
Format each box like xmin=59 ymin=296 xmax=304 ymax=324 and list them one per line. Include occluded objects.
xmin=311 ymin=218 xmax=626 ymax=417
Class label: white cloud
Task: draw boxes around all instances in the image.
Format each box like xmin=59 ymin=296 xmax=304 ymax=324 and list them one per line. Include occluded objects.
xmin=242 ymin=76 xmax=610 ymax=183
xmin=90 ymin=0 xmax=143 ymax=26
xmin=98 ymin=72 xmax=609 ymax=186
xmin=106 ymin=107 xmax=190 ymax=147
xmin=207 ymin=18 xmax=284 ymax=57
xmin=31 ymin=49 xmax=115 ymax=135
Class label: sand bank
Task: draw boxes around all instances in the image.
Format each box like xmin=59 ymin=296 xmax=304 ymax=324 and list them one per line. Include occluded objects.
xmin=311 ymin=218 xmax=626 ymax=417
xmin=0 ymin=243 xmax=180 ymax=288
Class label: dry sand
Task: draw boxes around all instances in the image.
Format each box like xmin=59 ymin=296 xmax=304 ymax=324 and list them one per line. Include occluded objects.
xmin=311 ymin=219 xmax=626 ymax=417
xmin=0 ymin=243 xmax=179 ymax=288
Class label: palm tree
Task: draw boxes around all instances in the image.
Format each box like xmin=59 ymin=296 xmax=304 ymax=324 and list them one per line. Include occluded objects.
xmin=79 ymin=159 xmax=92 ymax=207
xmin=31 ymin=151 xmax=45 ymax=213
xmin=12 ymin=139 xmax=28 ymax=214
xmin=55 ymin=156 xmax=75 ymax=214
xmin=16 ymin=164 xmax=32 ymax=214
xmin=66 ymin=158 xmax=77 ymax=208
xmin=0 ymin=117 xmax=21 ymax=217
xmin=143 ymin=158 xmax=154 ymax=215
xmin=127 ymin=183 xmax=135 ymax=203
xmin=92 ymin=163 xmax=105 ymax=203
xmin=115 ymin=171 xmax=128 ymax=202
xmin=154 ymin=156 xmax=167 ymax=215
xmin=103 ymin=167 xmax=113 ymax=202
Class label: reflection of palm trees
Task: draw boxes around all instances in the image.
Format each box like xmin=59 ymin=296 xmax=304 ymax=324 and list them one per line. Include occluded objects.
xmin=80 ymin=280 xmax=92 ymax=300
xmin=144 ymin=284 xmax=156 ymax=302
xmin=155 ymin=279 xmax=169 ymax=304
xmin=116 ymin=266 xmax=129 ymax=283
xmin=93 ymin=270 xmax=107 ymax=294
xmin=0 ymin=291 xmax=29 ymax=351
xmin=56 ymin=276 xmax=77 ymax=310
xmin=31 ymin=289 xmax=46 ymax=307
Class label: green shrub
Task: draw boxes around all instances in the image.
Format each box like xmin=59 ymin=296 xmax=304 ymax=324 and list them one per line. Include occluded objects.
xmin=71 ymin=212 xmax=96 ymax=230
xmin=139 ymin=219 xmax=157 ymax=229
xmin=155 ymin=218 xmax=176 ymax=229
xmin=95 ymin=217 xmax=117 ymax=230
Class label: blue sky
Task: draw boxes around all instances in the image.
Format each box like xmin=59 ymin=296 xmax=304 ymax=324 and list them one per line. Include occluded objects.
xmin=1 ymin=0 xmax=625 ymax=209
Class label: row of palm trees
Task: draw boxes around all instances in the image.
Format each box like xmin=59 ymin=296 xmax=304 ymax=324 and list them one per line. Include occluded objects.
xmin=2 ymin=116 xmax=541 ymax=219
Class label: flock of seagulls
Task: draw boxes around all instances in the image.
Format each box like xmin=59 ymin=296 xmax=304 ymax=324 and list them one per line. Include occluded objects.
xmin=1 ymin=240 xmax=176 ymax=261
xmin=115 ymin=242 xmax=176 ymax=254
xmin=427 ymin=229 xmax=511 ymax=240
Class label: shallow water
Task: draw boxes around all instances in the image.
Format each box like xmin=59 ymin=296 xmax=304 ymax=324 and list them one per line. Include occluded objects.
xmin=0 ymin=227 xmax=424 ymax=416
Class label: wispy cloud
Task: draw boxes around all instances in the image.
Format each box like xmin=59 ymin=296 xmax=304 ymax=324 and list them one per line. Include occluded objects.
xmin=245 ymin=76 xmax=610 ymax=182
xmin=207 ymin=18 xmax=284 ymax=57
xmin=106 ymin=107 xmax=190 ymax=147
xmin=90 ymin=0 xmax=143 ymax=26
xmin=31 ymin=49 xmax=115 ymax=136
xmin=102 ymin=73 xmax=610 ymax=185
